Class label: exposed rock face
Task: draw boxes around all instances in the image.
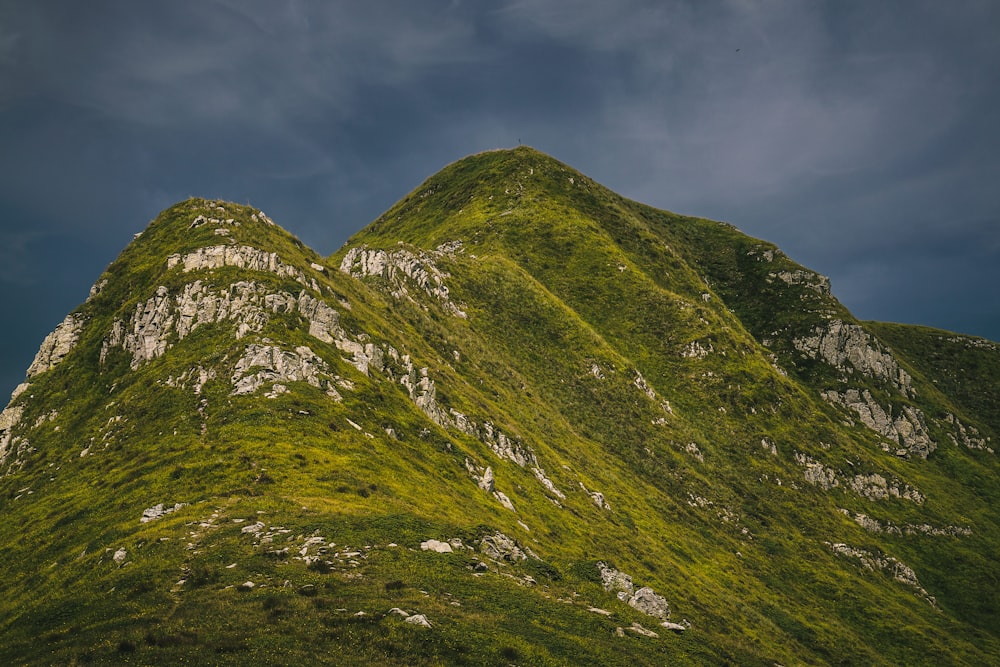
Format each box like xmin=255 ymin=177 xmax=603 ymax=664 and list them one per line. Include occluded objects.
xmin=795 ymin=320 xmax=912 ymax=396
xmin=0 ymin=404 xmax=26 ymax=468
xmin=944 ymin=414 xmax=994 ymax=453
xmin=848 ymin=473 xmax=925 ymax=505
xmin=479 ymin=532 xmax=527 ymax=562
xmin=822 ymin=389 xmax=935 ymax=458
xmin=101 ymin=281 xmax=345 ymax=369
xmin=340 ymin=244 xmax=467 ymax=317
xmin=844 ymin=510 xmax=971 ymax=537
xmin=401 ymin=364 xmax=451 ymax=426
xmin=828 ymin=542 xmax=934 ymax=605
xmin=297 ymin=293 xmax=344 ymax=343
xmin=768 ymin=269 xmax=831 ymax=294
xmin=27 ymin=314 xmax=84 ymax=378
xmin=167 ymin=245 xmax=318 ymax=290
xmin=231 ymin=344 xmax=341 ymax=398
xmin=628 ymin=587 xmax=671 ymax=620
xmin=794 ymin=453 xmax=839 ymax=490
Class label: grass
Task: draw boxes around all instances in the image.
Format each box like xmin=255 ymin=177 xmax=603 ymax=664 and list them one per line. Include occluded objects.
xmin=1 ymin=151 xmax=999 ymax=664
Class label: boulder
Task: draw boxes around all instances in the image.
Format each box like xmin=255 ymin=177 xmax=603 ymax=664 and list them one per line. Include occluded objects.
xmin=628 ymin=587 xmax=670 ymax=620
xmin=420 ymin=539 xmax=453 ymax=553
xmin=404 ymin=614 xmax=433 ymax=628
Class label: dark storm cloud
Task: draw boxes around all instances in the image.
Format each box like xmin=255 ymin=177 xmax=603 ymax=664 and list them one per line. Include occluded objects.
xmin=2 ymin=0 xmax=999 ymax=399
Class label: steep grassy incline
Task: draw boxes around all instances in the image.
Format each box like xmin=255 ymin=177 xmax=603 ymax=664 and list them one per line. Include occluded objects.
xmin=336 ymin=148 xmax=1000 ymax=662
xmin=0 ymin=148 xmax=998 ymax=665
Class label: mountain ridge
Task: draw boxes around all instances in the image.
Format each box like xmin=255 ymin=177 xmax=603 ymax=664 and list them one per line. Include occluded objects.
xmin=1 ymin=147 xmax=998 ymax=665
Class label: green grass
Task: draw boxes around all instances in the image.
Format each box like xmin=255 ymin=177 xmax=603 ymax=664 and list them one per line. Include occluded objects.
xmin=1 ymin=151 xmax=999 ymax=664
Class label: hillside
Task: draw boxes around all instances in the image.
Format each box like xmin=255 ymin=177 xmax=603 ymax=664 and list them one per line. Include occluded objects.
xmin=1 ymin=146 xmax=998 ymax=665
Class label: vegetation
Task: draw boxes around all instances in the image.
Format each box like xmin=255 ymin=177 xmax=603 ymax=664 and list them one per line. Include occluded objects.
xmin=1 ymin=147 xmax=998 ymax=664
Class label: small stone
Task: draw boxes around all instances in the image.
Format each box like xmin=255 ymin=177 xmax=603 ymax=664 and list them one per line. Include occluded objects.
xmin=112 ymin=548 xmax=127 ymax=566
xmin=661 ymin=621 xmax=687 ymax=632
xmin=237 ymin=581 xmax=255 ymax=591
xmin=627 ymin=622 xmax=659 ymax=638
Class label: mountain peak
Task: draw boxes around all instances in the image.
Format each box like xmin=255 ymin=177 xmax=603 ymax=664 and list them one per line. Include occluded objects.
xmin=2 ymin=151 xmax=999 ymax=664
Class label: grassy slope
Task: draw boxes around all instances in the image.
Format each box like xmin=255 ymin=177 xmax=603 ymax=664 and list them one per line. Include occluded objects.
xmin=0 ymin=149 xmax=997 ymax=664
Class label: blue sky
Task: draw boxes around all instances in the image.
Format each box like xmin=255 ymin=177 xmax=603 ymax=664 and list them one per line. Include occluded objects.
xmin=2 ymin=0 xmax=999 ymax=399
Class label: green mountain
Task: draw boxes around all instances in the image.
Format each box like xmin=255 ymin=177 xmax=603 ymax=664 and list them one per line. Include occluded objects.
xmin=2 ymin=146 xmax=998 ymax=665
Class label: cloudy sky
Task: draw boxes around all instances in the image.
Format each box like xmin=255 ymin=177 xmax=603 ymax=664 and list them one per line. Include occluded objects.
xmin=2 ymin=0 xmax=999 ymax=399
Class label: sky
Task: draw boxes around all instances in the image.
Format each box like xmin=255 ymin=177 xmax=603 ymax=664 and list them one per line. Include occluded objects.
xmin=2 ymin=0 xmax=999 ymax=400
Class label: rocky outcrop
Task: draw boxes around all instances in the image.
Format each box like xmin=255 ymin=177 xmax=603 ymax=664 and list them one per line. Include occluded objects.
xmin=794 ymin=453 xmax=925 ymax=504
xmin=296 ymin=293 xmax=344 ymax=343
xmin=768 ymin=269 xmax=831 ymax=295
xmin=167 ymin=245 xmax=319 ymax=290
xmin=231 ymin=344 xmax=342 ymax=399
xmin=794 ymin=453 xmax=839 ymax=490
xmin=579 ymin=481 xmax=610 ymax=510
xmin=140 ymin=503 xmax=187 ymax=523
xmin=26 ymin=314 xmax=84 ymax=378
xmin=340 ymin=244 xmax=467 ymax=317
xmin=828 ymin=542 xmax=934 ymax=605
xmin=822 ymin=389 xmax=935 ymax=458
xmin=400 ymin=364 xmax=451 ymax=427
xmin=795 ymin=320 xmax=913 ymax=396
xmin=101 ymin=282 xmax=345 ymax=369
xmin=943 ymin=414 xmax=993 ymax=453
xmin=848 ymin=473 xmax=925 ymax=505
xmin=480 ymin=532 xmax=527 ymax=563
xmin=0 ymin=404 xmax=26 ymax=468
xmin=843 ymin=510 xmax=971 ymax=537
xmin=597 ymin=562 xmax=672 ymax=621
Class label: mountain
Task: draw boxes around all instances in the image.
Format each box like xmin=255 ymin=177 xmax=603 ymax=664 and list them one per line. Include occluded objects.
xmin=1 ymin=146 xmax=998 ymax=665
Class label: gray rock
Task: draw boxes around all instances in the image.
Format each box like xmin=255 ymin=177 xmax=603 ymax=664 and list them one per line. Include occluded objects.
xmin=140 ymin=502 xmax=187 ymax=523
xmin=113 ymin=548 xmax=127 ymax=566
xmin=167 ymin=244 xmax=313 ymax=288
xmin=27 ymin=314 xmax=84 ymax=378
xmin=231 ymin=344 xmax=336 ymax=397
xmin=822 ymin=389 xmax=935 ymax=458
xmin=769 ymin=269 xmax=831 ymax=294
xmin=480 ymin=532 xmax=526 ymax=562
xmin=627 ymin=623 xmax=659 ymax=638
xmin=340 ymin=245 xmax=466 ymax=318
xmin=628 ymin=587 xmax=670 ymax=620
xmin=420 ymin=539 xmax=453 ymax=553
xmin=598 ymin=562 xmax=634 ymax=596
xmin=404 ymin=614 xmax=433 ymax=627
xmin=598 ymin=563 xmax=674 ymax=621
xmin=794 ymin=320 xmax=912 ymax=395
xmin=479 ymin=466 xmax=495 ymax=493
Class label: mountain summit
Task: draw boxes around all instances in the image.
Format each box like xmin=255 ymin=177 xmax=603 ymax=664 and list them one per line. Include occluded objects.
xmin=2 ymin=147 xmax=999 ymax=665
